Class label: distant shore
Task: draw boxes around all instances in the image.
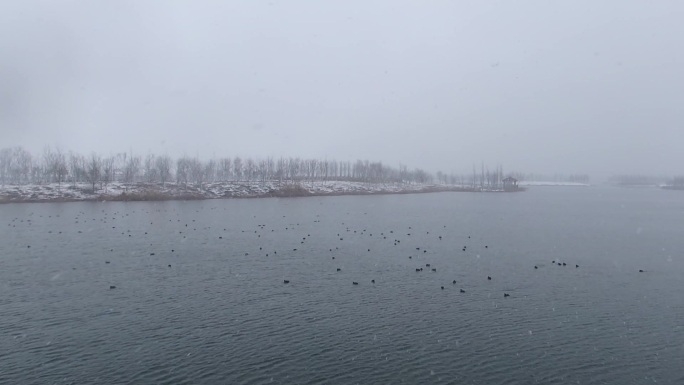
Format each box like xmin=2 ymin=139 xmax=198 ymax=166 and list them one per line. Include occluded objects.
xmin=0 ymin=181 xmax=522 ymax=204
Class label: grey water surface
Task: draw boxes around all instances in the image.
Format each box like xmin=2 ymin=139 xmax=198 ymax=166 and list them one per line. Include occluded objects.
xmin=1 ymin=187 xmax=683 ymax=384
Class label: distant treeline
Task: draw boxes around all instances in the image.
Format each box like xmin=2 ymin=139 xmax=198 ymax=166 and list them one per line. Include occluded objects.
xmin=609 ymin=175 xmax=668 ymax=186
xmin=0 ymin=146 xmax=531 ymax=193
xmin=509 ymin=173 xmax=590 ymax=184
xmin=663 ymin=176 xmax=684 ymax=189
xmin=0 ymin=146 xmax=443 ymax=191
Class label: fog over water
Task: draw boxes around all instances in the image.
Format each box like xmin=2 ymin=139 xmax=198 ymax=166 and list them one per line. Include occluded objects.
xmin=2 ymin=1 xmax=683 ymax=178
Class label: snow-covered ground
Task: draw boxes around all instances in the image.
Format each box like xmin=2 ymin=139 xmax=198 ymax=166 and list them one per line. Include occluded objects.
xmin=518 ymin=181 xmax=590 ymax=187
xmin=0 ymin=181 xmax=479 ymax=203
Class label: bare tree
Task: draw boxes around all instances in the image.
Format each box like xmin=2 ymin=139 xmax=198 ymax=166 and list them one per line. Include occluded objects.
xmin=14 ymin=147 xmax=32 ymax=185
xmin=68 ymin=151 xmax=83 ymax=186
xmin=101 ymin=156 xmax=116 ymax=192
xmin=204 ymin=159 xmax=216 ymax=184
xmin=84 ymin=153 xmax=101 ymax=193
xmin=0 ymin=147 xmax=33 ymax=185
xmin=143 ymin=154 xmax=158 ymax=183
xmin=233 ymin=157 xmax=243 ymax=181
xmin=244 ymin=158 xmax=255 ymax=181
xmin=123 ymin=153 xmax=140 ymax=191
xmin=176 ymin=157 xmax=191 ymax=189
xmin=217 ymin=157 xmax=232 ymax=182
xmin=276 ymin=157 xmax=287 ymax=185
xmin=0 ymin=148 xmax=10 ymax=185
xmin=188 ymin=158 xmax=205 ymax=189
xmin=43 ymin=147 xmax=68 ymax=188
xmin=156 ymin=155 xmax=172 ymax=187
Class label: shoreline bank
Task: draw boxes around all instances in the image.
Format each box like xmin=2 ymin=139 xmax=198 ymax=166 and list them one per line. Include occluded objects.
xmin=0 ymin=181 xmax=522 ymax=204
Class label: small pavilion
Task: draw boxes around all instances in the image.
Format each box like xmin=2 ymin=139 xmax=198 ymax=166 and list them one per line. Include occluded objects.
xmin=503 ymin=177 xmax=519 ymax=192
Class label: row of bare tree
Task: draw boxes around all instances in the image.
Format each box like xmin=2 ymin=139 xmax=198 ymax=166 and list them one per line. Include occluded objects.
xmin=0 ymin=147 xmax=441 ymax=192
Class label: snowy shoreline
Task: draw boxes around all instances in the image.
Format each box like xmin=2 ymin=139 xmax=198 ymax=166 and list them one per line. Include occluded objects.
xmin=0 ymin=181 xmax=501 ymax=204
xmin=518 ymin=181 xmax=590 ymax=187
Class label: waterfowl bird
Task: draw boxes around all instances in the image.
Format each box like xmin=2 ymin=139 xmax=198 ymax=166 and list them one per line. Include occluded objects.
xmin=431 ymin=268 xmax=437 ymax=272
xmin=452 ymin=280 xmax=456 ymax=284
xmin=371 ymin=280 xmax=375 ymax=283
xmin=109 ymin=285 xmax=116 ymax=289
xmin=487 ymin=276 xmax=492 ymax=280
xmin=352 ymin=282 xmax=359 ymax=285
xmin=534 ymin=265 xmax=538 ymax=269
xmin=639 ymin=269 xmax=644 ymax=273
xmin=504 ymin=293 xmax=510 ymax=297
xmin=460 ymin=289 xmax=466 ymax=293
xmin=441 ymin=286 xmax=444 ymax=290
xmin=283 ymin=280 xmax=290 ymax=284
xmin=575 ymin=264 xmax=579 ymax=268
xmin=337 ymin=268 xmax=341 ymax=271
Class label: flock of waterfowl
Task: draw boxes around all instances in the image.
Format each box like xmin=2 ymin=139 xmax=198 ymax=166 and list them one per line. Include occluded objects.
xmin=5 ymin=206 xmax=649 ymax=298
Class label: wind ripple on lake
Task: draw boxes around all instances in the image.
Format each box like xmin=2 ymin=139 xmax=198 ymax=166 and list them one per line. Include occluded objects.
xmin=2 ymin=190 xmax=684 ymax=384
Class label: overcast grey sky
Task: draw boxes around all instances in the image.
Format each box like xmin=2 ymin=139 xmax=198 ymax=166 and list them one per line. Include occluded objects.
xmin=1 ymin=1 xmax=682 ymax=177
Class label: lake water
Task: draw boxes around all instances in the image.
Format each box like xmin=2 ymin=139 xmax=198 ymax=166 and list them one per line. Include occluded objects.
xmin=1 ymin=187 xmax=683 ymax=384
